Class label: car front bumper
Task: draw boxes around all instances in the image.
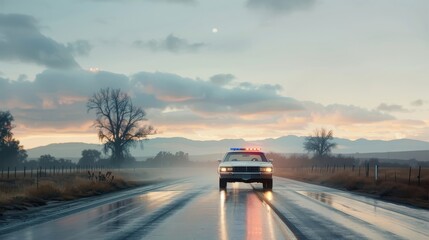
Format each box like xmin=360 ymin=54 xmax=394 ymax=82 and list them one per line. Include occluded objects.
xmin=219 ymin=172 xmax=272 ymax=183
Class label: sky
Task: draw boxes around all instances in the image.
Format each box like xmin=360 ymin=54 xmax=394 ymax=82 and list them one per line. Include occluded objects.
xmin=0 ymin=0 xmax=429 ymax=149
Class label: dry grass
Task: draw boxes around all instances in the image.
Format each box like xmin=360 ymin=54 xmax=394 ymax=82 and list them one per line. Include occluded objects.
xmin=275 ymin=167 xmax=429 ymax=209
xmin=0 ymin=170 xmax=160 ymax=216
xmin=26 ymin=182 xmax=62 ymax=200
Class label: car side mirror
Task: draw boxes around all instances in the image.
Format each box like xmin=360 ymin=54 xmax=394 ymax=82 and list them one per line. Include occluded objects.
xmin=269 ymin=159 xmax=273 ymax=163
xmin=218 ymin=159 xmax=222 ymax=163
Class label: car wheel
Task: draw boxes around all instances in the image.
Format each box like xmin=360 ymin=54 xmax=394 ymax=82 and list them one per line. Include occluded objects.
xmin=219 ymin=179 xmax=227 ymax=189
xmin=267 ymin=179 xmax=273 ymax=190
xmin=263 ymin=179 xmax=273 ymax=190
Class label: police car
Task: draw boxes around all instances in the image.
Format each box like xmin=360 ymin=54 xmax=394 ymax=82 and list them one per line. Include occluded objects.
xmin=218 ymin=148 xmax=273 ymax=190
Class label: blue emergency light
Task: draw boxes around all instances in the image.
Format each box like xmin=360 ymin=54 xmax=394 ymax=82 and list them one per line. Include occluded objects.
xmin=230 ymin=147 xmax=261 ymax=151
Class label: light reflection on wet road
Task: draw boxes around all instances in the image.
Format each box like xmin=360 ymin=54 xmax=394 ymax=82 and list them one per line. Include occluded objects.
xmin=0 ymin=176 xmax=291 ymax=240
xmin=261 ymin=177 xmax=429 ymax=240
xmin=1 ymin=172 xmax=428 ymax=240
xmin=143 ymin=182 xmax=292 ymax=240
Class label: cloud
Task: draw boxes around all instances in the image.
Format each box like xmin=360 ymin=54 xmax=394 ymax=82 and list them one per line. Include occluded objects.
xmin=0 ymin=13 xmax=80 ymax=69
xmin=133 ymin=34 xmax=205 ymax=53
xmin=131 ymin=71 xmax=302 ymax=115
xmin=377 ymin=103 xmax=409 ymax=113
xmin=411 ymin=99 xmax=424 ymax=107
xmin=334 ymin=119 xmax=428 ymax=142
xmin=304 ymin=102 xmax=395 ymax=125
xmin=238 ymin=81 xmax=282 ymax=92
xmin=0 ymin=69 xmax=130 ymax=129
xmin=66 ymin=40 xmax=92 ymax=57
xmin=210 ymin=74 xmax=235 ymax=85
xmin=246 ymin=0 xmax=316 ymax=14
xmin=1 ymin=68 xmax=407 ymax=144
xmin=0 ymin=69 xmax=304 ymax=130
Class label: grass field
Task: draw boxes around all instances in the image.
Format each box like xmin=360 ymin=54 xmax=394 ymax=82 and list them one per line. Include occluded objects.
xmin=274 ymin=166 xmax=429 ymax=209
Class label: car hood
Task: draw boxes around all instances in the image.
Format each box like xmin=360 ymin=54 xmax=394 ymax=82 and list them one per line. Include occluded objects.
xmin=219 ymin=161 xmax=273 ymax=167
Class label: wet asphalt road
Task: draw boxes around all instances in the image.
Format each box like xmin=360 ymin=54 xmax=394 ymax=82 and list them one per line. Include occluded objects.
xmin=0 ymin=171 xmax=428 ymax=240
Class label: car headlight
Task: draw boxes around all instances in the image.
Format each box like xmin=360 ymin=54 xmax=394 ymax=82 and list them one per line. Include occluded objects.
xmin=260 ymin=167 xmax=273 ymax=173
xmin=219 ymin=167 xmax=233 ymax=172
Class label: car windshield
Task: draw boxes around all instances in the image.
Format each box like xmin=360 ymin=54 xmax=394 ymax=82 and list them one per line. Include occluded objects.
xmin=223 ymin=152 xmax=267 ymax=162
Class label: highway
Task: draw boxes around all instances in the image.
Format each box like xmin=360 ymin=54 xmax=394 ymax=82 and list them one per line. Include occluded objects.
xmin=0 ymin=171 xmax=428 ymax=240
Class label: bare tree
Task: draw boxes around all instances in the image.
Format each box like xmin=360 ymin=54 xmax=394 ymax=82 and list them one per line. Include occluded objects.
xmin=303 ymin=128 xmax=337 ymax=158
xmin=87 ymin=88 xmax=155 ymax=166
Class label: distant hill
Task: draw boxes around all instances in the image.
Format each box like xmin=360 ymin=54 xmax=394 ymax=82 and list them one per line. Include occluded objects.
xmin=26 ymin=136 xmax=429 ymax=162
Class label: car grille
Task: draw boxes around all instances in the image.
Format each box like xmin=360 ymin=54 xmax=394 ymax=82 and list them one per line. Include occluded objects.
xmin=233 ymin=167 xmax=260 ymax=172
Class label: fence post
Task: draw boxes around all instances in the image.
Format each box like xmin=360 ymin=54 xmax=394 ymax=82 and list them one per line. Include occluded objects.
xmin=417 ymin=166 xmax=421 ymax=186
xmin=375 ymin=164 xmax=378 ymax=181
xmin=408 ymin=167 xmax=411 ymax=185
xmin=364 ymin=164 xmax=366 ymax=177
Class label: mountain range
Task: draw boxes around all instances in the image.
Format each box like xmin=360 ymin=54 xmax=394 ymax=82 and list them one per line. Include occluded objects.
xmin=26 ymin=136 xmax=429 ymax=162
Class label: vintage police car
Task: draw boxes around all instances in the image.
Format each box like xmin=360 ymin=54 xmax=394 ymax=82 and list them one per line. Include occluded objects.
xmin=218 ymin=148 xmax=273 ymax=190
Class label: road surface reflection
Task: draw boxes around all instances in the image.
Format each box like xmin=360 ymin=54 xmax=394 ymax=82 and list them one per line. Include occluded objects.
xmin=218 ymin=183 xmax=288 ymax=240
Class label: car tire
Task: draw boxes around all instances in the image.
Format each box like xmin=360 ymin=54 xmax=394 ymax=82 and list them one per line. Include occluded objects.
xmin=219 ymin=179 xmax=227 ymax=189
xmin=267 ymin=179 xmax=273 ymax=189
xmin=263 ymin=179 xmax=273 ymax=190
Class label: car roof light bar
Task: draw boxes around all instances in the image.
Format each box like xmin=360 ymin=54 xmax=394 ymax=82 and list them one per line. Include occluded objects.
xmin=230 ymin=147 xmax=261 ymax=151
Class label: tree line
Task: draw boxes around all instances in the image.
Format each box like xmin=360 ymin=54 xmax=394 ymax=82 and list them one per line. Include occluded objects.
xmin=1 ymin=148 xmax=193 ymax=169
xmin=145 ymin=151 xmax=190 ymax=167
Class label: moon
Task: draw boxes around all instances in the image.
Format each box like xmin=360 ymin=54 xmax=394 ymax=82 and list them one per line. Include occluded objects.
xmin=212 ymin=28 xmax=218 ymax=33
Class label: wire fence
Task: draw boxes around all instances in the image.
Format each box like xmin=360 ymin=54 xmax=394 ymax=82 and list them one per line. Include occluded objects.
xmin=0 ymin=165 xmax=115 ymax=194
xmin=281 ymin=164 xmax=428 ymax=186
